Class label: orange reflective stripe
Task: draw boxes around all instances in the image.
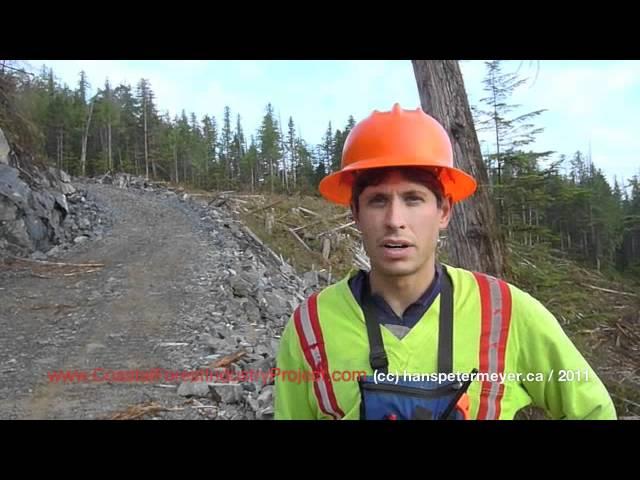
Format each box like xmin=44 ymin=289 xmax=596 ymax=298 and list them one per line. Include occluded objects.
xmin=293 ymin=293 xmax=344 ymax=419
xmin=473 ymin=272 xmax=512 ymax=420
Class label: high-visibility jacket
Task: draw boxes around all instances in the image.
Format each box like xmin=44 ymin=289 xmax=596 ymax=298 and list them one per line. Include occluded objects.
xmin=274 ymin=264 xmax=617 ymax=420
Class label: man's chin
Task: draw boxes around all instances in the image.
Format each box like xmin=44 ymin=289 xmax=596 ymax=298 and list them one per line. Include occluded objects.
xmin=373 ymin=261 xmax=418 ymax=278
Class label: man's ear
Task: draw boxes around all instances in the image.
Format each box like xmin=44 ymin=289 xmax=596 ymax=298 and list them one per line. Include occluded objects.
xmin=350 ymin=201 xmax=359 ymax=227
xmin=439 ymin=196 xmax=453 ymax=229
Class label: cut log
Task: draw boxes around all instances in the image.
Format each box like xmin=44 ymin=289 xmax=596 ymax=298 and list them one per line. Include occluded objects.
xmin=586 ymin=284 xmax=637 ymax=297
xmin=242 ymin=226 xmax=283 ymax=265
xmin=289 ymin=228 xmax=312 ymax=252
xmin=322 ymin=237 xmax=331 ymax=260
xmin=318 ymin=221 xmax=356 ymax=237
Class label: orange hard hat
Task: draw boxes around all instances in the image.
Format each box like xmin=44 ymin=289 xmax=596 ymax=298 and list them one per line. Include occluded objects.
xmin=318 ymin=103 xmax=477 ymax=206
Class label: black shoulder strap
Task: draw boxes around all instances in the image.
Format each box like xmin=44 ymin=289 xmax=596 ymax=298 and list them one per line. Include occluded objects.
xmin=437 ymin=264 xmax=454 ymax=374
xmin=362 ymin=289 xmax=389 ymax=374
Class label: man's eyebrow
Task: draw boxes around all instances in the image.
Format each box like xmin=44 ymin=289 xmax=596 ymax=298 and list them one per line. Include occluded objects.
xmin=401 ymin=190 xmax=428 ymax=196
xmin=363 ymin=190 xmax=389 ymax=198
xmin=364 ymin=189 xmax=428 ymax=198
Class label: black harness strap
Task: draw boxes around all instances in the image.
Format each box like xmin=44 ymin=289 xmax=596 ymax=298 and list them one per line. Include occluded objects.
xmin=362 ymin=291 xmax=389 ymax=374
xmin=437 ymin=265 xmax=453 ymax=374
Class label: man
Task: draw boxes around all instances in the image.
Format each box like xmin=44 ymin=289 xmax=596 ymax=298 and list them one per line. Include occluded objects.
xmin=274 ymin=103 xmax=616 ymax=420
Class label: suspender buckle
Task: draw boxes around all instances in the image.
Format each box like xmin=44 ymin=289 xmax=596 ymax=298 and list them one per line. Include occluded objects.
xmin=369 ymin=347 xmax=388 ymax=372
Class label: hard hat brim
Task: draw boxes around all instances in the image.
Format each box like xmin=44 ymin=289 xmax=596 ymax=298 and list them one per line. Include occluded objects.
xmin=318 ymin=157 xmax=477 ymax=206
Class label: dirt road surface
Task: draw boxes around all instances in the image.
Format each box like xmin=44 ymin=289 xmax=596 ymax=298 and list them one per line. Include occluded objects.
xmin=0 ymin=183 xmax=266 ymax=419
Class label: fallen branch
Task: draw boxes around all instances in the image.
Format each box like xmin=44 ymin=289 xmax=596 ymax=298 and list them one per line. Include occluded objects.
xmin=247 ymin=199 xmax=283 ymax=214
xmin=63 ymin=268 xmax=102 ymax=276
xmin=242 ymin=226 xmax=283 ymax=265
xmin=616 ymin=322 xmax=640 ymax=341
xmin=586 ymin=284 xmax=637 ymax=297
xmin=7 ymin=254 xmax=104 ymax=268
xmin=230 ymin=194 xmax=265 ymax=200
xmin=288 ymin=228 xmax=313 ymax=252
xmin=211 ymin=350 xmax=247 ymax=368
xmin=298 ymin=207 xmax=320 ymax=217
xmin=207 ymin=191 xmax=236 ymax=206
xmin=275 ymin=218 xmax=300 ymax=229
xmin=292 ymin=211 xmax=351 ymax=233
xmin=318 ymin=221 xmax=356 ymax=237
xmin=616 ymin=323 xmax=630 ymax=338
xmin=611 ymin=394 xmax=640 ymax=410
xmin=30 ymin=304 xmax=75 ymax=311
xmin=107 ymin=402 xmax=180 ymax=420
xmin=520 ymin=256 xmax=539 ymax=270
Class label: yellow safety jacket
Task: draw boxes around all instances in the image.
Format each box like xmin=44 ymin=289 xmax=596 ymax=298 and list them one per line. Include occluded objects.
xmin=274 ymin=264 xmax=616 ymax=420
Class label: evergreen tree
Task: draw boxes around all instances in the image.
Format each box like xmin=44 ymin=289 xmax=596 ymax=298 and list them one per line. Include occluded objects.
xmin=220 ymin=106 xmax=232 ymax=181
xmin=258 ymin=103 xmax=281 ymax=193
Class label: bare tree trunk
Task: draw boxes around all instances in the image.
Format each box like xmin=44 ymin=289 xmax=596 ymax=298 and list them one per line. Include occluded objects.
xmin=57 ymin=128 xmax=62 ymax=170
xmin=142 ymin=93 xmax=152 ymax=179
xmin=174 ymin=141 xmax=179 ymax=184
xmin=412 ymin=60 xmax=506 ymax=276
xmin=279 ymin=115 xmax=288 ymax=191
xmin=522 ymin=204 xmax=527 ymax=246
xmin=270 ymin=157 xmax=274 ymax=193
xmin=589 ymin=203 xmax=600 ymax=269
xmin=107 ymin=118 xmax=112 ymax=172
xmin=205 ymin=147 xmax=209 ymax=179
xmin=183 ymin=153 xmax=187 ymax=185
xmin=292 ymin=148 xmax=297 ymax=189
xmin=134 ymin=144 xmax=140 ymax=176
xmin=80 ymin=99 xmax=95 ymax=177
xmin=100 ymin=127 xmax=106 ymax=171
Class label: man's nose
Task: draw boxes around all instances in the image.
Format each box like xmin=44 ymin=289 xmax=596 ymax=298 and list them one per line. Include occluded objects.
xmin=384 ymin=197 xmax=406 ymax=230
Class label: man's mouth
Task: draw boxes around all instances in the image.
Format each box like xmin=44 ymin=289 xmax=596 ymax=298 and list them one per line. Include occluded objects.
xmin=380 ymin=239 xmax=413 ymax=249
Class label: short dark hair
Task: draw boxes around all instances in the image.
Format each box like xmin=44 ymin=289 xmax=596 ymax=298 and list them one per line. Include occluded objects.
xmin=350 ymin=166 xmax=445 ymax=212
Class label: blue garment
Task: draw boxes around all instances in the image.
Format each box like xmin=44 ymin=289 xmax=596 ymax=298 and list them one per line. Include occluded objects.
xmin=348 ymin=264 xmax=442 ymax=337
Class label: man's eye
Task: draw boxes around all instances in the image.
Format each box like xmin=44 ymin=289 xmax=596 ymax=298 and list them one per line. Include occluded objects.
xmin=369 ymin=197 xmax=386 ymax=206
xmin=407 ymin=196 xmax=423 ymax=203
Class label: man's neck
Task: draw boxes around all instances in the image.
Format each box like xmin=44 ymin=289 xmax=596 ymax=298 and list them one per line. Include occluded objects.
xmin=368 ymin=260 xmax=437 ymax=317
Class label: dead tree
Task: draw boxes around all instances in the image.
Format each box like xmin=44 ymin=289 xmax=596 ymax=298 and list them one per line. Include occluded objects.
xmin=412 ymin=60 xmax=506 ymax=276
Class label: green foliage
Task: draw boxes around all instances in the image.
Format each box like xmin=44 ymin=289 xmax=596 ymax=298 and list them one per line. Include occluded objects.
xmin=2 ymin=62 xmax=639 ymax=276
xmin=474 ymin=61 xmax=637 ymax=275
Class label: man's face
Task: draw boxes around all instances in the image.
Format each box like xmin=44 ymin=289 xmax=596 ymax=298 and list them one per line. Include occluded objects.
xmin=352 ymin=171 xmax=451 ymax=278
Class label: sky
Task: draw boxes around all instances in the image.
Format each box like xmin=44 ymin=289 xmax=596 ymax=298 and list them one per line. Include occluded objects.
xmin=23 ymin=59 xmax=640 ymax=188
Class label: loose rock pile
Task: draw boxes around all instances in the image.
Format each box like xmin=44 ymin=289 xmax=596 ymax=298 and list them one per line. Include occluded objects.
xmin=91 ymin=173 xmax=336 ymax=420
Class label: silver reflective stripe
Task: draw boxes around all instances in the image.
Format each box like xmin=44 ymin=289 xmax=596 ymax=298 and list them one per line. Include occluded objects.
xmin=299 ymin=299 xmax=339 ymax=419
xmin=486 ymin=275 xmax=504 ymax=419
xmin=300 ymin=300 xmax=317 ymax=351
